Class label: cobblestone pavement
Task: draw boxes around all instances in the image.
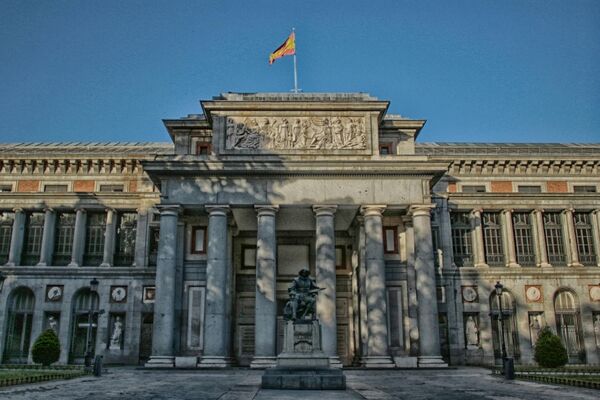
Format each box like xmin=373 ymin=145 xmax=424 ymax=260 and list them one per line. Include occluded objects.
xmin=0 ymin=367 xmax=597 ymax=400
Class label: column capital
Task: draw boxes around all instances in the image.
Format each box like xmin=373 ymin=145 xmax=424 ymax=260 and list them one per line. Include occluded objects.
xmin=157 ymin=204 xmax=181 ymax=216
xmin=400 ymin=215 xmax=412 ymax=225
xmin=562 ymin=208 xmax=575 ymax=214
xmin=360 ymin=205 xmax=386 ymax=217
xmin=470 ymin=208 xmax=483 ymax=215
xmin=43 ymin=207 xmax=55 ymax=213
xmin=533 ymin=208 xmax=544 ymax=214
xmin=409 ymin=204 xmax=436 ymax=217
xmin=502 ymin=208 xmax=514 ymax=214
xmin=254 ymin=205 xmax=279 ymax=217
xmin=105 ymin=207 xmax=116 ymax=213
xmin=12 ymin=207 xmax=24 ymax=213
xmin=312 ymin=205 xmax=337 ymax=217
xmin=205 ymin=205 xmax=230 ymax=217
xmin=74 ymin=207 xmax=87 ymax=214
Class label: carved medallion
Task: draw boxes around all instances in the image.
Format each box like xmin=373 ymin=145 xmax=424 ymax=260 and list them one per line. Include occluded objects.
xmin=143 ymin=286 xmax=156 ymax=304
xmin=224 ymin=116 xmax=367 ymax=151
xmin=590 ymin=285 xmax=600 ymax=302
xmin=46 ymin=285 xmax=63 ymax=302
xmin=461 ymin=286 xmax=478 ymax=303
xmin=525 ymin=285 xmax=543 ymax=303
xmin=110 ymin=286 xmax=127 ymax=303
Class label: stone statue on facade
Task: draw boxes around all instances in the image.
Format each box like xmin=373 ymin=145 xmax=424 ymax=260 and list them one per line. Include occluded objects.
xmin=593 ymin=314 xmax=600 ymax=347
xmin=110 ymin=316 xmax=123 ymax=350
xmin=283 ymin=269 xmax=323 ymax=321
xmin=530 ymin=314 xmax=542 ymax=346
xmin=465 ymin=315 xmax=479 ymax=348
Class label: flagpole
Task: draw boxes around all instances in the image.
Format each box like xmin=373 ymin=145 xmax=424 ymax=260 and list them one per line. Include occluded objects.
xmin=292 ymin=28 xmax=298 ymax=93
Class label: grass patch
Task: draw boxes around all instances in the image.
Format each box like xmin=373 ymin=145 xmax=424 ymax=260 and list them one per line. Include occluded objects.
xmin=0 ymin=368 xmax=86 ymax=387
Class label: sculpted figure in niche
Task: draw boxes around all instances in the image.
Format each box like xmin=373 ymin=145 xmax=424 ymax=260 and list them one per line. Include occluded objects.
xmin=110 ymin=316 xmax=123 ymax=349
xmin=291 ymin=119 xmax=301 ymax=147
xmin=283 ymin=269 xmax=323 ymax=321
xmin=594 ymin=314 xmax=600 ymax=347
xmin=276 ymin=119 xmax=289 ymax=148
xmin=332 ymin=118 xmax=344 ymax=147
xmin=530 ymin=314 xmax=542 ymax=346
xmin=465 ymin=316 xmax=479 ymax=347
xmin=47 ymin=315 xmax=58 ymax=332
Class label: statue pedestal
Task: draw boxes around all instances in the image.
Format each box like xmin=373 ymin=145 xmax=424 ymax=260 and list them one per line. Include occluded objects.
xmin=261 ymin=320 xmax=345 ymax=390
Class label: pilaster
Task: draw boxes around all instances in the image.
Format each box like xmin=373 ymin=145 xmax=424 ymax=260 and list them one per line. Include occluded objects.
xmin=37 ymin=208 xmax=56 ymax=266
xmin=5 ymin=208 xmax=25 ymax=266
xmin=68 ymin=208 xmax=87 ymax=267
xmin=100 ymin=208 xmax=117 ymax=268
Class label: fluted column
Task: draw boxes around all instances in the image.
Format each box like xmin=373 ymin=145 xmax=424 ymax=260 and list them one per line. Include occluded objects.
xmin=563 ymin=209 xmax=583 ymax=267
xmin=37 ymin=208 xmax=56 ymax=266
xmin=502 ymin=209 xmax=519 ymax=268
xmin=411 ymin=205 xmax=448 ymax=367
xmin=313 ymin=205 xmax=340 ymax=367
xmin=6 ymin=208 xmax=25 ymax=266
xmin=532 ymin=209 xmax=551 ymax=268
xmin=146 ymin=205 xmax=180 ymax=367
xmin=356 ymin=216 xmax=369 ymax=360
xmin=361 ymin=205 xmax=394 ymax=368
xmin=100 ymin=209 xmax=117 ymax=267
xmin=470 ymin=209 xmax=487 ymax=267
xmin=251 ymin=205 xmax=278 ymax=369
xmin=200 ymin=205 xmax=232 ymax=367
xmin=133 ymin=208 xmax=149 ymax=267
xmin=68 ymin=208 xmax=87 ymax=267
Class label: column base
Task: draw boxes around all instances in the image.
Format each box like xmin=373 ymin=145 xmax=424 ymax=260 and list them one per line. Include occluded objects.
xmin=4 ymin=262 xmax=16 ymax=267
xmin=417 ymin=356 xmax=448 ymax=368
xmin=392 ymin=356 xmax=418 ymax=368
xmin=67 ymin=261 xmax=80 ymax=267
xmin=36 ymin=262 xmax=48 ymax=266
xmin=145 ymin=356 xmax=175 ymax=368
xmin=198 ymin=356 xmax=233 ymax=368
xmin=474 ymin=263 xmax=489 ymax=268
xmin=568 ymin=262 xmax=584 ymax=268
xmin=329 ymin=356 xmax=343 ymax=369
xmin=99 ymin=262 xmax=112 ymax=268
xmin=507 ymin=263 xmax=520 ymax=268
xmin=250 ymin=356 xmax=277 ymax=369
xmin=362 ymin=356 xmax=395 ymax=368
xmin=539 ymin=262 xmax=552 ymax=268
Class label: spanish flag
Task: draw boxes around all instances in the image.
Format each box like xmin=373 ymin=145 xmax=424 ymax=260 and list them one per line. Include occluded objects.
xmin=269 ymin=32 xmax=295 ymax=64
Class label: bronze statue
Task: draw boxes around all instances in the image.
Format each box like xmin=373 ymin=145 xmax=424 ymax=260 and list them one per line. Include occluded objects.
xmin=283 ymin=269 xmax=323 ymax=321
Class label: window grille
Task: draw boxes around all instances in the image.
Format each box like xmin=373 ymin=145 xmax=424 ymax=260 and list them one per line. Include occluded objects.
xmin=99 ymin=184 xmax=124 ymax=192
xmin=462 ymin=185 xmax=486 ymax=193
xmin=148 ymin=226 xmax=160 ymax=266
xmin=43 ymin=184 xmax=68 ymax=192
xmin=482 ymin=212 xmax=504 ymax=266
xmin=53 ymin=213 xmax=75 ymax=266
xmin=0 ymin=185 xmax=13 ymax=192
xmin=0 ymin=212 xmax=14 ymax=264
xmin=543 ymin=213 xmax=565 ymax=264
xmin=573 ymin=212 xmax=596 ymax=265
xmin=21 ymin=213 xmax=44 ymax=265
xmin=513 ymin=212 xmax=535 ymax=265
xmin=83 ymin=213 xmax=106 ymax=266
xmin=573 ymin=185 xmax=596 ymax=193
xmin=114 ymin=213 xmax=137 ymax=266
xmin=450 ymin=212 xmax=472 ymax=267
xmin=518 ymin=185 xmax=542 ymax=193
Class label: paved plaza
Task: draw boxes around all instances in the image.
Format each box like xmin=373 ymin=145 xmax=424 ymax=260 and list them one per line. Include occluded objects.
xmin=0 ymin=367 xmax=597 ymax=400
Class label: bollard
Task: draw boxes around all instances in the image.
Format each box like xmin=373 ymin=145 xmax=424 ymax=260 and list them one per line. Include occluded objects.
xmin=504 ymin=357 xmax=515 ymax=380
xmin=93 ymin=355 xmax=103 ymax=377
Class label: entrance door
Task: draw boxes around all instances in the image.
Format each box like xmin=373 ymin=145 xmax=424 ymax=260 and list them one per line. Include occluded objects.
xmin=138 ymin=313 xmax=153 ymax=364
xmin=3 ymin=288 xmax=35 ymax=364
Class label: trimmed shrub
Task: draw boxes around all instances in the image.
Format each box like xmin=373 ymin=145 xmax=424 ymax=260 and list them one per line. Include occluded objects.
xmin=534 ymin=327 xmax=568 ymax=368
xmin=31 ymin=329 xmax=61 ymax=366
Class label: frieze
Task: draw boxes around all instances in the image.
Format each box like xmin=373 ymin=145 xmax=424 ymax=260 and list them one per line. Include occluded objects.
xmin=225 ymin=116 xmax=367 ymax=151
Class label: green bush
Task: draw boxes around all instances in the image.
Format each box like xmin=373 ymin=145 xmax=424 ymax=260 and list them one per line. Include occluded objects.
xmin=534 ymin=327 xmax=568 ymax=368
xmin=31 ymin=329 xmax=61 ymax=366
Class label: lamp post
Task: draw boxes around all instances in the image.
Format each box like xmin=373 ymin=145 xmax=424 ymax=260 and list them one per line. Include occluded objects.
xmin=84 ymin=278 xmax=104 ymax=369
xmin=494 ymin=281 xmax=514 ymax=379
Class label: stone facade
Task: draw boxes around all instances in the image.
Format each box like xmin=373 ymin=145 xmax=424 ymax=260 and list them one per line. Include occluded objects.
xmin=0 ymin=93 xmax=598 ymax=368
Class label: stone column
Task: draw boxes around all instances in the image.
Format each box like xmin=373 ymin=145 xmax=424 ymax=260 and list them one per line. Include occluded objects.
xmin=133 ymin=208 xmax=149 ymax=267
xmin=68 ymin=208 xmax=87 ymax=267
xmin=563 ymin=209 xmax=583 ymax=267
xmin=438 ymin=199 xmax=455 ymax=270
xmin=411 ymin=205 xmax=448 ymax=367
xmin=360 ymin=205 xmax=394 ymax=368
xmin=313 ymin=205 xmax=341 ymax=367
xmin=146 ymin=205 xmax=180 ymax=367
xmin=470 ymin=209 xmax=487 ymax=268
xmin=532 ymin=209 xmax=551 ymax=268
xmin=200 ymin=205 xmax=232 ymax=367
xmin=502 ymin=209 xmax=519 ymax=268
xmin=356 ymin=216 xmax=369 ymax=361
xmin=251 ymin=205 xmax=279 ymax=369
xmin=37 ymin=208 xmax=56 ymax=266
xmin=590 ymin=210 xmax=600 ymax=267
xmin=100 ymin=209 xmax=117 ymax=268
xmin=402 ymin=215 xmax=420 ymax=357
xmin=5 ymin=208 xmax=25 ymax=266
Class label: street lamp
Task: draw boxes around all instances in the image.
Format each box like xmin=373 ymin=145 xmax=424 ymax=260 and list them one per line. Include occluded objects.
xmin=84 ymin=278 xmax=104 ymax=369
xmin=494 ymin=281 xmax=514 ymax=380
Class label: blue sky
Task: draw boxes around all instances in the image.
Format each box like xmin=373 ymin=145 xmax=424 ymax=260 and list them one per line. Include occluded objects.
xmin=1 ymin=0 xmax=599 ymax=143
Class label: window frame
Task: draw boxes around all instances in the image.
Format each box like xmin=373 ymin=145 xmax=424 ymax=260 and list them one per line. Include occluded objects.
xmin=190 ymin=226 xmax=207 ymax=255
xmin=383 ymin=226 xmax=398 ymax=254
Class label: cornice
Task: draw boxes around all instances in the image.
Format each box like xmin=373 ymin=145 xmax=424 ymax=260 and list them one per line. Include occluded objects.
xmin=445 ymin=158 xmax=599 ymax=176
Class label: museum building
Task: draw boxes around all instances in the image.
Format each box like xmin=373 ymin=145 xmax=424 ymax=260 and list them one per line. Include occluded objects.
xmin=0 ymin=93 xmax=599 ymax=368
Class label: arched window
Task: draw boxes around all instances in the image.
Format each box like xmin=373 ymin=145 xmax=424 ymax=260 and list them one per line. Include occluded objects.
xmin=554 ymin=289 xmax=584 ymax=363
xmin=70 ymin=289 xmax=100 ymax=362
xmin=3 ymin=287 xmax=35 ymax=363
xmin=489 ymin=290 xmax=520 ymax=362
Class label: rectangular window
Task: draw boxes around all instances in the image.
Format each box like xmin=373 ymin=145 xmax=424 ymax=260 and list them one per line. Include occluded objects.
xmin=0 ymin=185 xmax=13 ymax=192
xmin=114 ymin=213 xmax=137 ymax=266
xmin=190 ymin=226 xmax=206 ymax=254
xmin=335 ymin=245 xmax=346 ymax=270
xmin=148 ymin=226 xmax=160 ymax=267
xmin=83 ymin=213 xmax=106 ymax=266
xmin=99 ymin=184 xmax=124 ymax=192
xmin=518 ymin=185 xmax=542 ymax=193
xmin=482 ymin=212 xmax=504 ymax=266
xmin=462 ymin=185 xmax=486 ymax=193
xmin=241 ymin=245 xmax=256 ymax=270
xmin=513 ymin=212 xmax=535 ymax=266
xmin=53 ymin=212 xmax=75 ymax=266
xmin=386 ymin=287 xmax=404 ymax=349
xmin=195 ymin=142 xmax=211 ymax=156
xmin=187 ymin=287 xmax=205 ymax=349
xmin=573 ymin=185 xmax=597 ymax=193
xmin=543 ymin=212 xmax=565 ymax=264
xmin=0 ymin=212 xmax=14 ymax=264
xmin=573 ymin=212 xmax=596 ymax=265
xmin=379 ymin=144 xmax=392 ymax=155
xmin=43 ymin=184 xmax=68 ymax=192
xmin=450 ymin=212 xmax=472 ymax=267
xmin=383 ymin=226 xmax=398 ymax=254
xmin=21 ymin=212 xmax=44 ymax=265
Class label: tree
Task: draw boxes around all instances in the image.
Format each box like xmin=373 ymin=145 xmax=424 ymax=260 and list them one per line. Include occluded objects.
xmin=534 ymin=326 xmax=568 ymax=368
xmin=31 ymin=329 xmax=61 ymax=366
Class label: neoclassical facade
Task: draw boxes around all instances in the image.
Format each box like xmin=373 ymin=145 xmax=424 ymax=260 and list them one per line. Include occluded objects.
xmin=0 ymin=93 xmax=599 ymax=368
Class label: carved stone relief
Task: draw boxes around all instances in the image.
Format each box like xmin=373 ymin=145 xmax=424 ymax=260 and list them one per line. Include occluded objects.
xmin=225 ymin=116 xmax=367 ymax=150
